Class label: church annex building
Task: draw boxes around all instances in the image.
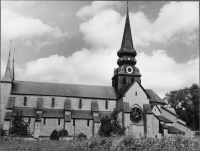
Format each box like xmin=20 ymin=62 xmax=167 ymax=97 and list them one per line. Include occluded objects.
xmin=1 ymin=5 xmax=193 ymax=138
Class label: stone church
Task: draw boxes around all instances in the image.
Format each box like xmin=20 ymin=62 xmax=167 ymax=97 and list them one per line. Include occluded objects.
xmin=1 ymin=4 xmax=193 ymax=138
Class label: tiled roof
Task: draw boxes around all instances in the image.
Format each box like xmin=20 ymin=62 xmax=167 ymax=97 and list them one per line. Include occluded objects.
xmin=42 ymin=108 xmax=64 ymax=118
xmin=99 ymin=111 xmax=112 ymax=119
xmin=4 ymin=112 xmax=12 ymax=120
xmin=161 ymin=106 xmax=178 ymax=117
xmin=36 ymin=98 xmax=43 ymax=110
xmin=157 ymin=116 xmax=173 ymax=123
xmin=7 ymin=97 xmax=15 ymax=109
xmin=64 ymin=99 xmax=71 ymax=111
xmin=123 ymin=102 xmax=130 ymax=113
xmin=91 ymin=100 xmax=99 ymax=112
xmin=145 ymin=89 xmax=166 ymax=104
xmin=143 ymin=104 xmax=152 ymax=114
xmin=168 ymin=126 xmax=185 ymax=134
xmin=161 ymin=123 xmax=168 ymax=129
xmin=71 ymin=110 xmax=93 ymax=119
xmin=11 ymin=81 xmax=117 ymax=99
xmin=93 ymin=116 xmax=100 ymax=123
xmin=12 ymin=107 xmax=36 ymax=117
xmin=65 ymin=114 xmax=71 ymax=122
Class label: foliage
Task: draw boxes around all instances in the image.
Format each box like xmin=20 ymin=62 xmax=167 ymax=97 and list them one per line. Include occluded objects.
xmin=1 ymin=135 xmax=200 ymax=151
xmin=58 ymin=129 xmax=68 ymax=137
xmin=1 ymin=125 xmax=7 ymax=136
xmin=50 ymin=130 xmax=60 ymax=140
xmin=164 ymin=83 xmax=200 ymax=130
xmin=75 ymin=133 xmax=87 ymax=140
xmin=98 ymin=109 xmax=126 ymax=137
xmin=8 ymin=111 xmax=31 ymax=137
xmin=194 ymin=131 xmax=200 ymax=137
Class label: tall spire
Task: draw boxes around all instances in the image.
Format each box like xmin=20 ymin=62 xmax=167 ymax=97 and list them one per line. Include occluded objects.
xmin=117 ymin=1 xmax=137 ymax=64
xmin=2 ymin=40 xmax=12 ymax=82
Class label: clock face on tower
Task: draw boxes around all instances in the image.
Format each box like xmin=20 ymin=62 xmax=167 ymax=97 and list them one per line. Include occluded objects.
xmin=126 ymin=66 xmax=133 ymax=73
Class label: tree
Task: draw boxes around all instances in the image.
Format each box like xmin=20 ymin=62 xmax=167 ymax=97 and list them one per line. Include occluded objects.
xmin=98 ymin=109 xmax=126 ymax=137
xmin=164 ymin=84 xmax=199 ymax=130
xmin=8 ymin=111 xmax=31 ymax=137
xmin=50 ymin=130 xmax=60 ymax=140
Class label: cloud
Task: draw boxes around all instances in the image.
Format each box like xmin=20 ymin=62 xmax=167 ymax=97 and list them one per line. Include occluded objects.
xmin=3 ymin=49 xmax=197 ymax=98
xmin=15 ymin=1 xmax=35 ymax=6
xmin=78 ymin=1 xmax=199 ymax=48
xmin=77 ymin=1 xmax=122 ymax=19
xmin=58 ymin=12 xmax=67 ymax=18
xmin=1 ymin=9 xmax=74 ymax=51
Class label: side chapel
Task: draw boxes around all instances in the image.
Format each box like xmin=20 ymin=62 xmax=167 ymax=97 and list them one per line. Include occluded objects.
xmin=1 ymin=3 xmax=193 ymax=138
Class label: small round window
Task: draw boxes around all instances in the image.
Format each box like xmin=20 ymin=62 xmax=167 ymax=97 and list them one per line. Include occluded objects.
xmin=130 ymin=107 xmax=142 ymax=123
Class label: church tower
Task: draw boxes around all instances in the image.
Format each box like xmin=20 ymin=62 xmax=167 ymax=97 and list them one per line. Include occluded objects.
xmin=112 ymin=2 xmax=141 ymax=94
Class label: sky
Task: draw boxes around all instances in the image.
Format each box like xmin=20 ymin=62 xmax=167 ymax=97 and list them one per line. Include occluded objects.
xmin=1 ymin=1 xmax=199 ymax=98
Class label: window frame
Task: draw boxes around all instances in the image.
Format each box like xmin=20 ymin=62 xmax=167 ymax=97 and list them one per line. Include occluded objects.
xmin=79 ymin=99 xmax=82 ymax=108
xmin=24 ymin=97 xmax=27 ymax=106
xmin=43 ymin=118 xmax=46 ymax=125
xmin=51 ymin=98 xmax=55 ymax=107
xmin=105 ymin=100 xmax=108 ymax=109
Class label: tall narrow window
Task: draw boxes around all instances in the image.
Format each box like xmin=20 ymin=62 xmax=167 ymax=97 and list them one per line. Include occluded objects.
xmin=135 ymin=91 xmax=137 ymax=96
xmin=73 ymin=119 xmax=75 ymax=126
xmin=51 ymin=98 xmax=55 ymax=107
xmin=123 ymin=77 xmax=127 ymax=84
xmin=105 ymin=100 xmax=108 ymax=109
xmin=43 ymin=118 xmax=46 ymax=125
xmin=28 ymin=118 xmax=31 ymax=124
xmin=24 ymin=97 xmax=27 ymax=106
xmin=87 ymin=120 xmax=90 ymax=127
xmin=79 ymin=99 xmax=82 ymax=108
xmin=58 ymin=118 xmax=60 ymax=125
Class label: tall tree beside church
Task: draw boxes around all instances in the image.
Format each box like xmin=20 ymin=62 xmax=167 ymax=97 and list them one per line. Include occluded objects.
xmin=164 ymin=84 xmax=200 ymax=130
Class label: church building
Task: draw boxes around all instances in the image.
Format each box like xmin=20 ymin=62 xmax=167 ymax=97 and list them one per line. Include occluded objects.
xmin=1 ymin=4 xmax=193 ymax=138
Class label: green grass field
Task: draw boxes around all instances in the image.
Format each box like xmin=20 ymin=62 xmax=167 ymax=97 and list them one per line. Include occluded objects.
xmin=1 ymin=134 xmax=200 ymax=151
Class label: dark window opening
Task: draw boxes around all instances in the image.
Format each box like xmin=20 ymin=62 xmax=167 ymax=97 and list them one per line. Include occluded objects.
xmin=28 ymin=118 xmax=31 ymax=124
xmin=73 ymin=119 xmax=75 ymax=126
xmin=24 ymin=97 xmax=27 ymax=106
xmin=79 ymin=99 xmax=82 ymax=108
xmin=43 ymin=118 xmax=46 ymax=125
xmin=105 ymin=100 xmax=108 ymax=109
xmin=135 ymin=91 xmax=137 ymax=96
xmin=87 ymin=120 xmax=89 ymax=126
xmin=58 ymin=119 xmax=60 ymax=125
xmin=51 ymin=98 xmax=55 ymax=107
xmin=123 ymin=77 xmax=127 ymax=84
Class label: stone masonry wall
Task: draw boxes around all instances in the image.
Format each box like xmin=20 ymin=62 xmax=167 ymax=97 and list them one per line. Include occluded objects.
xmin=124 ymin=82 xmax=149 ymax=110
xmin=74 ymin=119 xmax=93 ymax=138
xmin=1 ymin=83 xmax=12 ymax=126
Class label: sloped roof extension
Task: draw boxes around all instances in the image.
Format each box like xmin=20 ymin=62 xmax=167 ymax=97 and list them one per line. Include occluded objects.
xmin=71 ymin=110 xmax=93 ymax=119
xmin=161 ymin=106 xmax=178 ymax=117
xmin=12 ymin=107 xmax=36 ymax=117
xmin=42 ymin=108 xmax=64 ymax=118
xmin=11 ymin=81 xmax=117 ymax=100
xmin=157 ymin=115 xmax=173 ymax=123
xmin=145 ymin=89 xmax=166 ymax=105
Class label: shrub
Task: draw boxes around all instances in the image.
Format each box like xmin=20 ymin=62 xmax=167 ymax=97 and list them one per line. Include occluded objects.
xmin=98 ymin=109 xmax=126 ymax=137
xmin=194 ymin=131 xmax=200 ymax=137
xmin=50 ymin=130 xmax=60 ymax=140
xmin=76 ymin=133 xmax=87 ymax=140
xmin=58 ymin=129 xmax=68 ymax=137
xmin=8 ymin=111 xmax=31 ymax=137
xmin=1 ymin=126 xmax=7 ymax=136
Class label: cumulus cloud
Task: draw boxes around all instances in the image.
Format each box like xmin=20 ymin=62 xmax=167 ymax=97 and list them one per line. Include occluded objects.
xmin=1 ymin=9 xmax=75 ymax=51
xmin=2 ymin=49 xmax=197 ymax=98
xmin=79 ymin=1 xmax=199 ymax=47
xmin=76 ymin=1 xmax=122 ymax=19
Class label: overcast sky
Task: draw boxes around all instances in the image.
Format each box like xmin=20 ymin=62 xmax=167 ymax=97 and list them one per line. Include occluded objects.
xmin=1 ymin=1 xmax=199 ymax=98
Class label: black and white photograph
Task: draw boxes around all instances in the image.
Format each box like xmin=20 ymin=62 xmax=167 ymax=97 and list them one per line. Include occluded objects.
xmin=1 ymin=1 xmax=199 ymax=150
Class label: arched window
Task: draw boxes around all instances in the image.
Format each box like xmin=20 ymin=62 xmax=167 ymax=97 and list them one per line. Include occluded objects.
xmin=130 ymin=106 xmax=142 ymax=123
xmin=24 ymin=97 xmax=27 ymax=106
xmin=51 ymin=98 xmax=55 ymax=107
xmin=123 ymin=77 xmax=127 ymax=84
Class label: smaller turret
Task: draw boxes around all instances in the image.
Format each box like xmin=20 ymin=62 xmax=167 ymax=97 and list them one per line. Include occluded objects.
xmin=2 ymin=41 xmax=13 ymax=83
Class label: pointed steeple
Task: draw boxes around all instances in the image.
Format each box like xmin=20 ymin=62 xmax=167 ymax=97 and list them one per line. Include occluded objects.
xmin=117 ymin=1 xmax=137 ymax=65
xmin=2 ymin=41 xmax=13 ymax=82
